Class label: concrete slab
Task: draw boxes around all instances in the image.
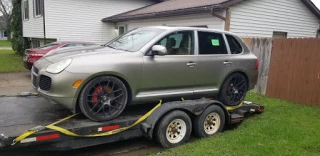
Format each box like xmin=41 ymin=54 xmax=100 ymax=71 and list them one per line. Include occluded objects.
xmin=0 ymin=72 xmax=34 ymax=96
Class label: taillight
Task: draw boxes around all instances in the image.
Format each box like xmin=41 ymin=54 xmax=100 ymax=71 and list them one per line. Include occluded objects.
xmin=28 ymin=53 xmax=45 ymax=59
xmin=255 ymin=59 xmax=259 ymax=70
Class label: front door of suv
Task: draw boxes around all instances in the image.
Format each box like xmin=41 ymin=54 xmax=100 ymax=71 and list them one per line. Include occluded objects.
xmin=194 ymin=31 xmax=234 ymax=97
xmin=140 ymin=31 xmax=197 ymax=101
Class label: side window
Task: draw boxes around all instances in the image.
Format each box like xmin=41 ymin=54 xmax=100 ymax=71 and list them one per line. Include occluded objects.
xmin=226 ymin=34 xmax=243 ymax=54
xmin=198 ymin=31 xmax=228 ymax=55
xmin=156 ymin=31 xmax=194 ymax=55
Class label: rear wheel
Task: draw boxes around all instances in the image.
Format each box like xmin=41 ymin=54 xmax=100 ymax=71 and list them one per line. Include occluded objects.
xmin=218 ymin=73 xmax=248 ymax=106
xmin=155 ymin=110 xmax=192 ymax=148
xmin=79 ymin=76 xmax=128 ymax=121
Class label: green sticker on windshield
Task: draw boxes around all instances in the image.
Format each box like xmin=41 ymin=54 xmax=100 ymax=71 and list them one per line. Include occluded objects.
xmin=211 ymin=39 xmax=220 ymax=46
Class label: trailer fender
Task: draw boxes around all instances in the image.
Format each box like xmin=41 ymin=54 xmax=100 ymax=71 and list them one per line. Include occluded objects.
xmin=140 ymin=98 xmax=230 ymax=139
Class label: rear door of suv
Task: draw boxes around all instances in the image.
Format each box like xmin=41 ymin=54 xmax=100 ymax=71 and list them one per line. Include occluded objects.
xmin=193 ymin=30 xmax=235 ymax=97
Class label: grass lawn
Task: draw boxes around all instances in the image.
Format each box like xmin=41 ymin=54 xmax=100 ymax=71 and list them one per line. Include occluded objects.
xmin=156 ymin=93 xmax=320 ymax=156
xmin=0 ymin=40 xmax=12 ymax=47
xmin=0 ymin=50 xmax=27 ymax=73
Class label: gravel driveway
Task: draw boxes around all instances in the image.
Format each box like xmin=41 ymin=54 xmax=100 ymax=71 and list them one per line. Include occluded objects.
xmin=0 ymin=72 xmax=34 ymax=96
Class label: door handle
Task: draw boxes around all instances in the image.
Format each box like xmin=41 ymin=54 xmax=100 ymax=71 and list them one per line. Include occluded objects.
xmin=187 ymin=62 xmax=197 ymax=67
xmin=223 ymin=61 xmax=233 ymax=65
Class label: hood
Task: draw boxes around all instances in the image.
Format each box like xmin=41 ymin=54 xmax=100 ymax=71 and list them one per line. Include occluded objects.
xmin=43 ymin=45 xmax=129 ymax=63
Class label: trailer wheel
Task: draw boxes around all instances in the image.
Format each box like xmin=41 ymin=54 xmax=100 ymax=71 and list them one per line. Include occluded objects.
xmin=193 ymin=105 xmax=225 ymax=138
xmin=155 ymin=110 xmax=192 ymax=148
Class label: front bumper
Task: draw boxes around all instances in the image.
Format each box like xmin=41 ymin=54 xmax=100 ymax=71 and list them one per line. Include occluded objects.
xmin=32 ymin=64 xmax=91 ymax=112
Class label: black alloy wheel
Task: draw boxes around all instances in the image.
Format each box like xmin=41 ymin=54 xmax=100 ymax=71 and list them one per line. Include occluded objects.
xmin=219 ymin=73 xmax=248 ymax=106
xmin=79 ymin=76 xmax=128 ymax=121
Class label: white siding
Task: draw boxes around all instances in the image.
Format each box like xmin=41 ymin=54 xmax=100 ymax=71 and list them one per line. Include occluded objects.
xmin=23 ymin=0 xmax=44 ymax=38
xmin=230 ymin=0 xmax=320 ymax=38
xmin=120 ymin=12 xmax=226 ymax=31
xmin=23 ymin=0 xmax=154 ymax=44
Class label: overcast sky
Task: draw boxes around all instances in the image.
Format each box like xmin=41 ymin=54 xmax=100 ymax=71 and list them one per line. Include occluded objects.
xmin=312 ymin=0 xmax=320 ymax=9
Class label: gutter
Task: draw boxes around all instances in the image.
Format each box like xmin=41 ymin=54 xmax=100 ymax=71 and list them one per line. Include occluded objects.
xmin=102 ymin=0 xmax=243 ymax=22
xmin=300 ymin=0 xmax=320 ymax=20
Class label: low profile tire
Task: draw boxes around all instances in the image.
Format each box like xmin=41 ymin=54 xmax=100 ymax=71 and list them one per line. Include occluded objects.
xmin=155 ymin=110 xmax=192 ymax=148
xmin=193 ymin=105 xmax=225 ymax=138
xmin=218 ymin=73 xmax=248 ymax=106
xmin=79 ymin=76 xmax=128 ymax=121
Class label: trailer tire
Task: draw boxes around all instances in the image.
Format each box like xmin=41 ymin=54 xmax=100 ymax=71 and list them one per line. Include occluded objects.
xmin=193 ymin=105 xmax=225 ymax=138
xmin=155 ymin=110 xmax=192 ymax=148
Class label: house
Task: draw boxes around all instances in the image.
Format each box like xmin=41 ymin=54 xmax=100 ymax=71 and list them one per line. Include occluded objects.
xmin=22 ymin=0 xmax=320 ymax=48
xmin=0 ymin=19 xmax=8 ymax=40
xmin=21 ymin=0 xmax=158 ymax=47
xmin=103 ymin=0 xmax=320 ymax=39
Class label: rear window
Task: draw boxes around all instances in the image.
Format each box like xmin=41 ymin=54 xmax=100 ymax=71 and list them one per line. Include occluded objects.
xmin=226 ymin=34 xmax=243 ymax=54
xmin=38 ymin=43 xmax=59 ymax=50
xmin=198 ymin=31 xmax=228 ymax=55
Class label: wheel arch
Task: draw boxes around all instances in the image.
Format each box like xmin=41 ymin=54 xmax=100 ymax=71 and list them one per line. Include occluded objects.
xmin=73 ymin=71 xmax=133 ymax=113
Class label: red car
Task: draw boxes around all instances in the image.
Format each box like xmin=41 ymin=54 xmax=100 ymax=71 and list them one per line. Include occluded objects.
xmin=23 ymin=41 xmax=96 ymax=70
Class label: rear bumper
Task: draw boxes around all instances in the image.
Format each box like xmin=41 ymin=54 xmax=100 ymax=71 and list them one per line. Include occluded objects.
xmin=247 ymin=70 xmax=258 ymax=90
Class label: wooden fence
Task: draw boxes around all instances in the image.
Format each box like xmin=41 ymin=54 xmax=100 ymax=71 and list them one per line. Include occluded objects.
xmin=266 ymin=38 xmax=320 ymax=106
xmin=242 ymin=38 xmax=272 ymax=95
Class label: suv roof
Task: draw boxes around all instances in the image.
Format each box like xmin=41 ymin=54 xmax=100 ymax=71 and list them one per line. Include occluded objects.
xmin=142 ymin=26 xmax=239 ymax=36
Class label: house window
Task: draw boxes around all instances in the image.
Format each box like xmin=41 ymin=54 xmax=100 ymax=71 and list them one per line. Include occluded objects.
xmin=32 ymin=40 xmax=40 ymax=48
xmin=34 ymin=0 xmax=43 ymax=17
xmin=273 ymin=31 xmax=287 ymax=38
xmin=22 ymin=0 xmax=29 ymax=20
xmin=3 ymin=31 xmax=7 ymax=38
xmin=118 ymin=26 xmax=126 ymax=36
xmin=197 ymin=31 xmax=228 ymax=55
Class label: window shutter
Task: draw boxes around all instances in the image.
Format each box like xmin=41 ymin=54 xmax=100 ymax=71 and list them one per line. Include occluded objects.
xmin=27 ymin=0 xmax=29 ymax=19
xmin=40 ymin=0 xmax=44 ymax=15
xmin=32 ymin=0 xmax=35 ymax=17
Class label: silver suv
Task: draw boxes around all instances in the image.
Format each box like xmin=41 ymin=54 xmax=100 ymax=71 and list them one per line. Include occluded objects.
xmin=32 ymin=26 xmax=258 ymax=121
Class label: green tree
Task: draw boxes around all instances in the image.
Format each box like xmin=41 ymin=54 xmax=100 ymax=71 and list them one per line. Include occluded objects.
xmin=11 ymin=0 xmax=30 ymax=55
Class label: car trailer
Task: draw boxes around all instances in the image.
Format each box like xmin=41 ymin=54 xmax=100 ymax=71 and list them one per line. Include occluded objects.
xmin=0 ymin=96 xmax=264 ymax=151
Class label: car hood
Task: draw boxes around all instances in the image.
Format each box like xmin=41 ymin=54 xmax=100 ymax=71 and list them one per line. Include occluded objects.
xmin=43 ymin=45 xmax=129 ymax=63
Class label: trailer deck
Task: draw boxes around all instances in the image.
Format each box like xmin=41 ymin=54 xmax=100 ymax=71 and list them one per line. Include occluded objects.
xmin=0 ymin=96 xmax=264 ymax=151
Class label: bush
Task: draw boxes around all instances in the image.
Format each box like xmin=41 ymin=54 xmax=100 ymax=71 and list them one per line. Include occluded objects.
xmin=11 ymin=0 xmax=30 ymax=55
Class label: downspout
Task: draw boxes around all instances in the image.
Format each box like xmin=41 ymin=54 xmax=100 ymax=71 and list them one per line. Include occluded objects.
xmin=42 ymin=0 xmax=46 ymax=45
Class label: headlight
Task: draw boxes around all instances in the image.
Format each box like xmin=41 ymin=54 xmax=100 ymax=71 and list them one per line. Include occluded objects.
xmin=46 ymin=59 xmax=72 ymax=74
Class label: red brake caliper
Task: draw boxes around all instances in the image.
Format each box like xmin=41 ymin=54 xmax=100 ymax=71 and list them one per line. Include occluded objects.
xmin=91 ymin=86 xmax=103 ymax=104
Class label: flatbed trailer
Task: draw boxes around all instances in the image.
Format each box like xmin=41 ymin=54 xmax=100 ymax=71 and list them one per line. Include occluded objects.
xmin=0 ymin=96 xmax=264 ymax=151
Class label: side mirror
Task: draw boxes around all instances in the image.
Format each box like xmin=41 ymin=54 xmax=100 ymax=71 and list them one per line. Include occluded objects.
xmin=152 ymin=45 xmax=167 ymax=56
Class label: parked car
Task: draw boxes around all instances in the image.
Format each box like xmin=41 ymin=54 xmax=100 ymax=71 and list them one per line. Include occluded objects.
xmin=23 ymin=41 xmax=96 ymax=70
xmin=32 ymin=26 xmax=258 ymax=121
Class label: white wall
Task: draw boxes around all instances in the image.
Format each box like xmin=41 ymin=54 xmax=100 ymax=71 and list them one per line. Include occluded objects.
xmin=230 ymin=0 xmax=320 ymax=38
xmin=22 ymin=0 xmax=44 ymax=38
xmin=23 ymin=0 xmax=154 ymax=44
xmin=119 ymin=12 xmax=226 ymax=31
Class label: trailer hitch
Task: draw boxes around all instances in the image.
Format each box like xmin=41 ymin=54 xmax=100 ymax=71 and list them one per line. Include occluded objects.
xmin=0 ymin=134 xmax=9 ymax=148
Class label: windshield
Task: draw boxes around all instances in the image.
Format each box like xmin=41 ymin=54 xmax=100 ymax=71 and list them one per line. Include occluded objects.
xmin=38 ymin=43 xmax=60 ymax=50
xmin=106 ymin=28 xmax=165 ymax=52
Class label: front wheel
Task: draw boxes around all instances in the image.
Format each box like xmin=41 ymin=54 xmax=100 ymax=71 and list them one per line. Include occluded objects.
xmin=218 ymin=73 xmax=248 ymax=106
xmin=79 ymin=76 xmax=128 ymax=121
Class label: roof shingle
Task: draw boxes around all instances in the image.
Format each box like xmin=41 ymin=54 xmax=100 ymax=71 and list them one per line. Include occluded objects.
xmin=103 ymin=0 xmax=242 ymax=22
